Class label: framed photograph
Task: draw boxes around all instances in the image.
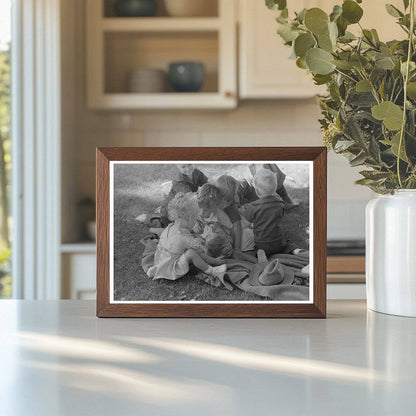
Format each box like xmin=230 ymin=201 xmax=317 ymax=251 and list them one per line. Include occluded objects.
xmin=96 ymin=147 xmax=327 ymax=318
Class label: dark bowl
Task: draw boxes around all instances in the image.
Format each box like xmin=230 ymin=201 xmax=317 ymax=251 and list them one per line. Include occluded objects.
xmin=168 ymin=62 xmax=206 ymax=93
xmin=114 ymin=0 xmax=158 ymax=17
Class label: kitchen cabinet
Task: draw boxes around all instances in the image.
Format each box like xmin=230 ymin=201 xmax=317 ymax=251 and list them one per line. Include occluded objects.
xmin=238 ymin=0 xmax=404 ymax=99
xmin=61 ymin=244 xmax=96 ymax=300
xmin=86 ymin=0 xmax=237 ymax=109
xmin=239 ymin=0 xmax=325 ymax=99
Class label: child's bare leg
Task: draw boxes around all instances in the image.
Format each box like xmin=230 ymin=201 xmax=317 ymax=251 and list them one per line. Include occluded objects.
xmin=184 ymin=249 xmax=226 ymax=275
xmin=198 ymin=251 xmax=224 ymax=266
xmin=184 ymin=249 xmax=210 ymax=272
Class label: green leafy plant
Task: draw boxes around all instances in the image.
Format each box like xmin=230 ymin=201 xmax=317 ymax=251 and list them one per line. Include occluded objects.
xmin=267 ymin=0 xmax=416 ymax=193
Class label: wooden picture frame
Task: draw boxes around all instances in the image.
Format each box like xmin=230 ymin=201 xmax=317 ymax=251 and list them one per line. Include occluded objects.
xmin=96 ymin=147 xmax=327 ymax=318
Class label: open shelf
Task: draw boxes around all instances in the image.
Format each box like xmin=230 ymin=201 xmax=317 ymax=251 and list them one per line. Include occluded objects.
xmin=101 ymin=17 xmax=221 ymax=32
xmin=104 ymin=31 xmax=219 ymax=94
xmin=90 ymin=92 xmax=235 ymax=109
xmin=86 ymin=0 xmax=237 ymax=109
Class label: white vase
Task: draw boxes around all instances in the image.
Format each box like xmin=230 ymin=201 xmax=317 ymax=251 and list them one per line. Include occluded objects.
xmin=366 ymin=190 xmax=416 ymax=317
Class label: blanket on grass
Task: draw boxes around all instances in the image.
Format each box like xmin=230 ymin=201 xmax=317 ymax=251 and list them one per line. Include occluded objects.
xmin=141 ymin=239 xmax=309 ymax=301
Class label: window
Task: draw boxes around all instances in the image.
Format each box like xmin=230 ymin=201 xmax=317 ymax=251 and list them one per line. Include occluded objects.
xmin=0 ymin=0 xmax=11 ymax=298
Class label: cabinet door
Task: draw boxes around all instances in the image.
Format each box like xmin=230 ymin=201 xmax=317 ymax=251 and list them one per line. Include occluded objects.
xmin=239 ymin=0 xmax=403 ymax=99
xmin=239 ymin=0 xmax=321 ymax=99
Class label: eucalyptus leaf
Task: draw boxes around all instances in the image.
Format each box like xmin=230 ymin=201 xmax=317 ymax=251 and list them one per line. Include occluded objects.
xmin=295 ymin=8 xmax=307 ymax=22
xmin=328 ymin=21 xmax=338 ymax=45
xmin=349 ymin=92 xmax=377 ymax=107
xmin=333 ymin=59 xmax=353 ymax=70
xmin=372 ymin=101 xmax=404 ymax=130
xmin=350 ymin=53 xmax=368 ymax=69
xmin=385 ymin=4 xmax=404 ymax=18
xmin=382 ymin=132 xmax=409 ymax=161
xmin=334 ymin=139 xmax=355 ymax=151
xmin=294 ymin=33 xmax=315 ymax=57
xmin=304 ymin=8 xmax=329 ymax=35
xmin=280 ymin=8 xmax=289 ymax=19
xmin=401 ymin=61 xmax=416 ymax=76
xmin=350 ymin=152 xmax=368 ymax=167
xmin=318 ymin=31 xmax=334 ymax=52
xmin=407 ymin=82 xmax=416 ymax=99
xmin=371 ymin=29 xmax=380 ymax=42
xmin=306 ymin=48 xmax=335 ymax=75
xmin=356 ymin=79 xmax=373 ymax=92
xmin=375 ymin=56 xmax=396 ymax=70
xmin=296 ymin=57 xmax=307 ymax=69
xmin=360 ymin=170 xmax=392 ymax=180
xmin=277 ymin=23 xmax=299 ymax=42
xmin=330 ymin=5 xmax=343 ymax=22
xmin=266 ymin=0 xmax=287 ymax=11
xmin=342 ymin=0 xmax=364 ymax=24
xmin=363 ymin=29 xmax=375 ymax=44
xmin=313 ymin=74 xmax=332 ymax=85
xmin=369 ymin=137 xmax=381 ymax=162
xmin=339 ymin=31 xmax=356 ymax=43
xmin=336 ymin=15 xmax=348 ymax=36
xmin=355 ymin=178 xmax=377 ymax=185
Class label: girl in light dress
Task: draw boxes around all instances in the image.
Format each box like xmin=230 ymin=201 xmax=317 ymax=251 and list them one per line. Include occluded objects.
xmin=147 ymin=192 xmax=226 ymax=281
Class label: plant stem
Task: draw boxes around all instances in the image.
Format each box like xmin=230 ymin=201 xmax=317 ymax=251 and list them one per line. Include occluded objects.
xmin=358 ymin=69 xmax=380 ymax=104
xmin=334 ymin=68 xmax=357 ymax=83
xmin=397 ymin=0 xmax=415 ymax=188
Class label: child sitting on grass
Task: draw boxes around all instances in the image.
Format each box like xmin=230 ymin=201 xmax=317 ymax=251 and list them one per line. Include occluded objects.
xmin=169 ymin=164 xmax=208 ymax=194
xmin=248 ymin=164 xmax=299 ymax=210
xmin=194 ymin=184 xmax=233 ymax=240
xmin=147 ymin=192 xmax=226 ymax=281
xmin=241 ymin=168 xmax=299 ymax=256
xmin=216 ymin=175 xmax=258 ymax=263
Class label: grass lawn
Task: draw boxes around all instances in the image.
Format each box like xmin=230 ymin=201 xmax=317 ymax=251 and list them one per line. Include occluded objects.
xmin=113 ymin=163 xmax=310 ymax=301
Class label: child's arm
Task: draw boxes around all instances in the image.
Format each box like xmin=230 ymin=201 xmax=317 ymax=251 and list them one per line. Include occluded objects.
xmin=240 ymin=203 xmax=254 ymax=223
xmin=185 ymin=233 xmax=223 ymax=266
xmin=198 ymin=251 xmax=225 ymax=266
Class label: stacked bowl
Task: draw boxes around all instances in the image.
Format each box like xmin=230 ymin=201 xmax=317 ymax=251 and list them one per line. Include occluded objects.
xmin=127 ymin=68 xmax=167 ymax=93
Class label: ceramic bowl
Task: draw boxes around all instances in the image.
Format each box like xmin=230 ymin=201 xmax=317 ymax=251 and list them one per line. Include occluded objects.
xmin=127 ymin=68 xmax=167 ymax=93
xmin=114 ymin=0 xmax=158 ymax=17
xmin=168 ymin=62 xmax=205 ymax=93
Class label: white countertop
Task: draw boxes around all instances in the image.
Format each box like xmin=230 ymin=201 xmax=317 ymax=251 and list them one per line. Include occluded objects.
xmin=0 ymin=300 xmax=415 ymax=416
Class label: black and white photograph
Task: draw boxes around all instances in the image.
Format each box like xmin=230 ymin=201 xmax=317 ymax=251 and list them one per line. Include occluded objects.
xmin=110 ymin=161 xmax=313 ymax=303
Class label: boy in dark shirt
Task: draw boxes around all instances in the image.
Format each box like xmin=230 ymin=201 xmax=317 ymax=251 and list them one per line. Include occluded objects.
xmin=242 ymin=164 xmax=299 ymax=209
xmin=241 ymin=168 xmax=298 ymax=256
xmin=216 ymin=175 xmax=257 ymax=263
xmin=169 ymin=164 xmax=208 ymax=195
